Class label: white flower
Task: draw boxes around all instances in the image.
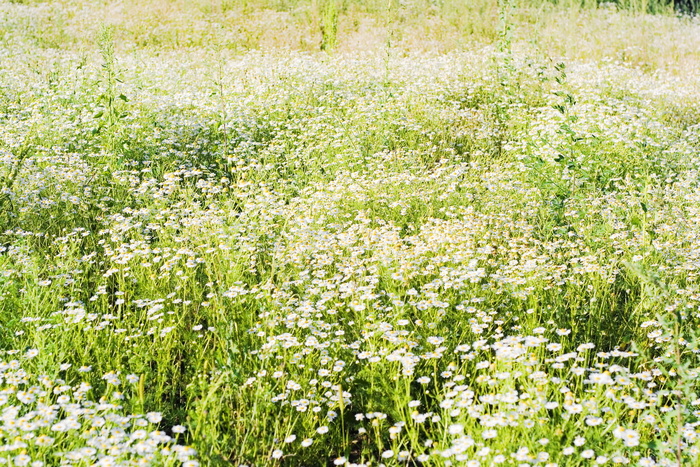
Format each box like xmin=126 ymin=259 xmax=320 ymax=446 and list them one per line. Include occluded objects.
xmin=14 ymin=454 xmax=31 ymax=467
xmin=623 ymin=429 xmax=640 ymax=447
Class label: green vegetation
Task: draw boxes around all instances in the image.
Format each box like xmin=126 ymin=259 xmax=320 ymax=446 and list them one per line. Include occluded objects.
xmin=1 ymin=0 xmax=700 ymax=465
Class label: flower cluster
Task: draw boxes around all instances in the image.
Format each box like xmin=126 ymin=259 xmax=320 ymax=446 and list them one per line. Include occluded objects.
xmin=0 ymin=351 xmax=196 ymax=466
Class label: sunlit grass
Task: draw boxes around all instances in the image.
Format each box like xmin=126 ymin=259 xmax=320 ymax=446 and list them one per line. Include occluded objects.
xmin=1 ymin=0 xmax=700 ymax=466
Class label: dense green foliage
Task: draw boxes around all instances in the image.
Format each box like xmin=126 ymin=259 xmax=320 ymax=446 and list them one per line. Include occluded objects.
xmin=1 ymin=0 xmax=700 ymax=466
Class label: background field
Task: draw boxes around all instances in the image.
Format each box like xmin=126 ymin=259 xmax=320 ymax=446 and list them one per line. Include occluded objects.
xmin=1 ymin=0 xmax=700 ymax=466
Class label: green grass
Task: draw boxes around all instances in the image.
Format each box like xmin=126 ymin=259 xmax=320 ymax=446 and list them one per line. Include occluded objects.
xmin=1 ymin=0 xmax=700 ymax=466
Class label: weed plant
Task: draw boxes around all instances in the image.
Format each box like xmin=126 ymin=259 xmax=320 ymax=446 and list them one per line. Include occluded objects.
xmin=1 ymin=0 xmax=700 ymax=466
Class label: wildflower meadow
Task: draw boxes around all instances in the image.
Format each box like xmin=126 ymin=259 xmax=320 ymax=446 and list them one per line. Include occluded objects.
xmin=1 ymin=0 xmax=700 ymax=465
